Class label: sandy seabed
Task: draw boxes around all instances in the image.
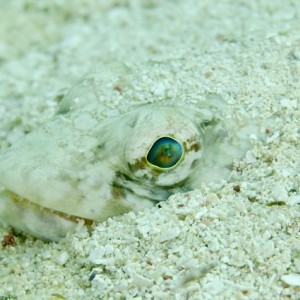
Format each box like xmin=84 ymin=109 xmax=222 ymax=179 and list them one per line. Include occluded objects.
xmin=0 ymin=1 xmax=299 ymax=299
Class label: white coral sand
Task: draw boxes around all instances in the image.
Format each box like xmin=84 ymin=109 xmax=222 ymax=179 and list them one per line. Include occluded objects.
xmin=0 ymin=1 xmax=299 ymax=299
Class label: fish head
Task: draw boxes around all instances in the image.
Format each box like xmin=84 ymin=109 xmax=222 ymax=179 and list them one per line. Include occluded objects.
xmin=0 ymin=95 xmax=204 ymax=241
xmin=0 ymin=63 xmax=259 ymax=241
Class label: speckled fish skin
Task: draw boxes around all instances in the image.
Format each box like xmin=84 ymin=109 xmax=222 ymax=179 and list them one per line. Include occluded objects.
xmin=0 ymin=70 xmax=259 ymax=241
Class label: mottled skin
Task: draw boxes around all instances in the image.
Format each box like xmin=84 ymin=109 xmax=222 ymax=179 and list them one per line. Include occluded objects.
xmin=0 ymin=72 xmax=259 ymax=241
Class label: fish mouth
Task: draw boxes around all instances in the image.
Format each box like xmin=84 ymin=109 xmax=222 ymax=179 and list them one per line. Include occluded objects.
xmin=0 ymin=189 xmax=94 ymax=241
xmin=6 ymin=190 xmax=94 ymax=225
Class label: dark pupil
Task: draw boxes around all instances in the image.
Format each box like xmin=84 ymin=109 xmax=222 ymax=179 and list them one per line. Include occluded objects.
xmin=147 ymin=137 xmax=183 ymax=169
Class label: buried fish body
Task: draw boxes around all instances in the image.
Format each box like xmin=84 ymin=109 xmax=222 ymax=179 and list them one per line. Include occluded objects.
xmin=0 ymin=68 xmax=259 ymax=241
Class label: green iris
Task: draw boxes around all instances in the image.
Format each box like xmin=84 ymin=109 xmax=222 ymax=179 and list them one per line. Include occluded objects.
xmin=147 ymin=137 xmax=183 ymax=169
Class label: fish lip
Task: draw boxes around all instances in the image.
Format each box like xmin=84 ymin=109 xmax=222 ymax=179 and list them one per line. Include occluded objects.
xmin=5 ymin=190 xmax=94 ymax=226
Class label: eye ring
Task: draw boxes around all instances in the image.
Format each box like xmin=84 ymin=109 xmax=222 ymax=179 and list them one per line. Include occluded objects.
xmin=146 ymin=136 xmax=184 ymax=170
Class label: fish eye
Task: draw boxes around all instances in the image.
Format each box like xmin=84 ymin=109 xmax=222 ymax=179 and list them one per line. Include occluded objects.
xmin=146 ymin=137 xmax=183 ymax=169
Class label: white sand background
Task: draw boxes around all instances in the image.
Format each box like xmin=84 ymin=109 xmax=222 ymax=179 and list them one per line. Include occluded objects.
xmin=0 ymin=0 xmax=300 ymax=299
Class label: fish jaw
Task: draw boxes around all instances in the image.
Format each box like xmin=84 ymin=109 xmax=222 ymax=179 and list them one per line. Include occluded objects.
xmin=0 ymin=188 xmax=90 ymax=241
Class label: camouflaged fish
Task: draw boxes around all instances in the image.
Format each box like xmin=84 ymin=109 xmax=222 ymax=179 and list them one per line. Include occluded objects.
xmin=0 ymin=64 xmax=259 ymax=241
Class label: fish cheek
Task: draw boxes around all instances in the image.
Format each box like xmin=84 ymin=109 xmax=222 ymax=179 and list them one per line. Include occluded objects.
xmin=99 ymin=186 xmax=132 ymax=219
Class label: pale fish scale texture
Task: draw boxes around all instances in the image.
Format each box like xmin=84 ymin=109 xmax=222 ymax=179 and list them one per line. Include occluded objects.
xmin=0 ymin=0 xmax=299 ymax=299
